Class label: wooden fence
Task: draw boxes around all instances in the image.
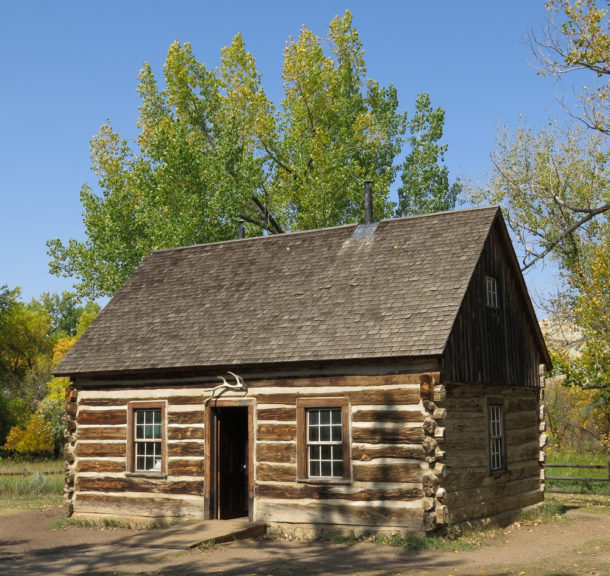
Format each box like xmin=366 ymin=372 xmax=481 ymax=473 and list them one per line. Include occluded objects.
xmin=0 ymin=469 xmax=63 ymax=477
xmin=546 ymin=460 xmax=610 ymax=493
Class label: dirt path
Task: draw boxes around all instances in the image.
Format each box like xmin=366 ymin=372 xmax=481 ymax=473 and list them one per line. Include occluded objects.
xmin=1 ymin=505 xmax=608 ymax=575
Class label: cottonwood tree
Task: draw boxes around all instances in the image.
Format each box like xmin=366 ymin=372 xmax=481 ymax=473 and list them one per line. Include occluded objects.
xmin=396 ymin=93 xmax=461 ymax=216
xmin=47 ymin=12 xmax=458 ymax=299
xmin=530 ymin=0 xmax=609 ymax=135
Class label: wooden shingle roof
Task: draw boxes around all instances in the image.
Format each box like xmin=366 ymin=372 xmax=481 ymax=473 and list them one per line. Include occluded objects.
xmin=55 ymin=206 xmax=520 ymax=377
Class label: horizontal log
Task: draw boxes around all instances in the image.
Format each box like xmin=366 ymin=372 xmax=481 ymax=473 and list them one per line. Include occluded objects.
xmin=168 ymin=411 xmax=204 ymax=425
xmin=168 ymin=427 xmax=204 ymax=441
xmin=257 ymin=423 xmax=296 ymax=442
xmin=449 ymin=487 xmax=543 ymax=524
xmin=352 ymin=426 xmax=425 ymax=444
xmin=78 ymin=410 xmax=126 ymax=426
xmin=168 ymin=442 xmax=204 ymax=457
xmin=73 ymin=493 xmax=203 ymax=519
xmin=257 ymin=407 xmax=296 ymax=422
xmin=256 ymin=443 xmax=297 ymax=465
xmin=353 ymin=462 xmax=421 ymax=483
xmin=79 ymin=394 xmax=204 ymax=407
xmin=252 ymin=373 xmax=437 ymax=389
xmin=75 ymin=442 xmax=126 ymax=458
xmin=257 ymin=463 xmax=297 ymax=482
xmin=168 ymin=459 xmax=205 ymax=476
xmin=76 ymin=460 xmax=125 ymax=473
xmin=352 ymin=444 xmax=425 ymax=461
xmin=256 ymin=389 xmax=420 ymax=406
xmin=443 ymin=428 xmax=537 ymax=450
xmin=447 ymin=477 xmax=539 ymax=509
xmin=444 ymin=461 xmax=540 ymax=491
xmin=77 ymin=427 xmax=126 ymax=441
xmin=255 ymin=499 xmax=423 ymax=528
xmin=75 ymin=476 xmax=203 ymax=496
xmin=352 ymin=409 xmax=425 ymax=424
xmin=255 ymin=483 xmax=424 ymax=502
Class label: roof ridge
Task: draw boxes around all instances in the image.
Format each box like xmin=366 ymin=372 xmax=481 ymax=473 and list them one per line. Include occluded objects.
xmin=151 ymin=205 xmax=501 ymax=255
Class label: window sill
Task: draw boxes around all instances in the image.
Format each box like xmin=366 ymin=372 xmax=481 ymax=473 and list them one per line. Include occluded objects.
xmin=126 ymin=472 xmax=168 ymax=479
xmin=297 ymin=476 xmax=352 ymax=485
xmin=489 ymin=469 xmax=510 ymax=479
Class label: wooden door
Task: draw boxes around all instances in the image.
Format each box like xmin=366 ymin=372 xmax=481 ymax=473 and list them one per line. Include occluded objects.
xmin=216 ymin=406 xmax=249 ymax=519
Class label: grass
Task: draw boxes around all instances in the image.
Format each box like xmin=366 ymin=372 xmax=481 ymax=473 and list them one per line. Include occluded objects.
xmin=545 ymin=450 xmax=609 ymax=494
xmin=0 ymin=458 xmax=64 ymax=512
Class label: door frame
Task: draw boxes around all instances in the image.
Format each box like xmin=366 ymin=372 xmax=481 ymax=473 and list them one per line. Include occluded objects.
xmin=204 ymin=398 xmax=254 ymax=521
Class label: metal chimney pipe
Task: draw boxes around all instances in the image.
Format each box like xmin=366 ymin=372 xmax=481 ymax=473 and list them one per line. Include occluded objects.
xmin=237 ymin=220 xmax=245 ymax=239
xmin=364 ymin=180 xmax=373 ymax=225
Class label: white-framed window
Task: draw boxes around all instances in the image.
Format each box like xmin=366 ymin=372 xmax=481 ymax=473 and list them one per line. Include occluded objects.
xmin=296 ymin=398 xmax=351 ymax=483
xmin=307 ymin=408 xmax=343 ymax=478
xmin=134 ymin=408 xmax=162 ymax=471
xmin=485 ymin=275 xmax=498 ymax=308
xmin=488 ymin=403 xmax=506 ymax=473
xmin=127 ymin=402 xmax=166 ymax=475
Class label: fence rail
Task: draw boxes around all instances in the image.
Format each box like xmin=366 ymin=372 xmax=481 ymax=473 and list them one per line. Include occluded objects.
xmin=0 ymin=470 xmax=63 ymax=477
xmin=546 ymin=460 xmax=610 ymax=493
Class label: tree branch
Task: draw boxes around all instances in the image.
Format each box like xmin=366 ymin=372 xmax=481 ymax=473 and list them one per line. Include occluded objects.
xmin=522 ymin=201 xmax=610 ymax=270
xmin=250 ymin=194 xmax=284 ymax=234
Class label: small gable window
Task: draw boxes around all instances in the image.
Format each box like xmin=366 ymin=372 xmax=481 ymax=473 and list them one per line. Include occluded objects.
xmin=485 ymin=275 xmax=498 ymax=308
xmin=297 ymin=398 xmax=351 ymax=483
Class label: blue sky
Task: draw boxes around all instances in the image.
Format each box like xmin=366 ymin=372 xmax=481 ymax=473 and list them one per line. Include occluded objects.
xmin=1 ymin=1 xmax=566 ymax=306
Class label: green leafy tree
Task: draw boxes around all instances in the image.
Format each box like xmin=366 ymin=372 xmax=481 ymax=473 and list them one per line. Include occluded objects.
xmin=0 ymin=288 xmax=99 ymax=452
xmin=272 ymin=12 xmax=405 ymax=229
xmin=47 ymin=12 xmax=458 ymax=299
xmin=530 ymin=0 xmax=609 ymax=135
xmin=470 ymin=122 xmax=609 ymax=444
xmin=396 ymin=93 xmax=461 ymax=216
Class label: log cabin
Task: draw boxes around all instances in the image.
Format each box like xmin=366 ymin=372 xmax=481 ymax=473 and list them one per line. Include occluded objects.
xmin=54 ymin=205 xmax=551 ymax=536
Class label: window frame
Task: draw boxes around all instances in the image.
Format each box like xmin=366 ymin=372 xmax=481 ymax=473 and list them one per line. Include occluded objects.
xmin=126 ymin=401 xmax=167 ymax=477
xmin=486 ymin=398 xmax=507 ymax=474
xmin=296 ymin=397 xmax=351 ymax=484
xmin=485 ymin=275 xmax=498 ymax=309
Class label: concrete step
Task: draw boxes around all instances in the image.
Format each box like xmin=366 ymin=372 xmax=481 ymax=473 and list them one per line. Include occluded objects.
xmin=117 ymin=518 xmax=267 ymax=550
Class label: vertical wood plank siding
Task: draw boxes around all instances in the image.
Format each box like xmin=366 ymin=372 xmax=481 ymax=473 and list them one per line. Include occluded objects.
xmin=440 ymin=382 xmax=542 ymax=523
xmin=443 ymin=227 xmax=541 ymax=388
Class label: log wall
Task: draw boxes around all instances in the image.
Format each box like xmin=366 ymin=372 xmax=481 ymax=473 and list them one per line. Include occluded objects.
xmin=65 ymin=370 xmax=544 ymax=531
xmin=439 ymin=381 xmax=543 ymax=524
xmin=68 ymin=386 xmax=206 ymax=520
xmin=252 ymin=373 xmax=432 ymax=535
xmin=65 ymin=372 xmax=436 ymax=532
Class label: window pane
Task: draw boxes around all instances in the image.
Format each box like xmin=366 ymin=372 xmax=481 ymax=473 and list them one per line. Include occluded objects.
xmin=321 ymin=461 xmax=331 ymax=476
xmin=310 ymin=445 xmax=320 ymax=460
xmin=309 ymin=425 xmax=319 ymax=442
xmin=310 ymin=461 xmax=320 ymax=477
xmin=309 ymin=411 xmax=319 ymax=425
xmin=321 ymin=445 xmax=331 ymax=460
xmin=331 ymin=424 xmax=342 ymax=442
xmin=332 ymin=461 xmax=343 ymax=477
xmin=320 ymin=410 xmax=330 ymax=425
xmin=320 ymin=424 xmax=330 ymax=442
